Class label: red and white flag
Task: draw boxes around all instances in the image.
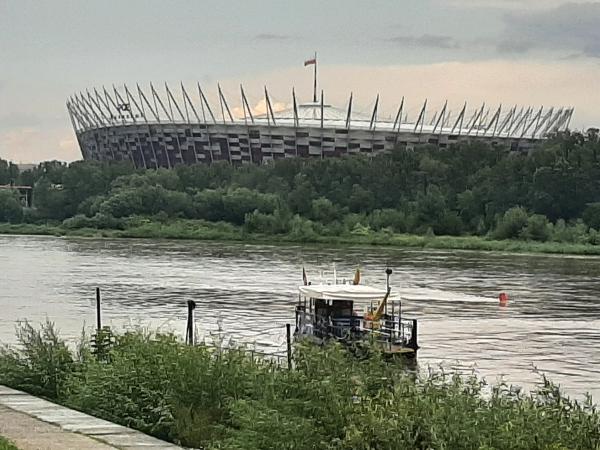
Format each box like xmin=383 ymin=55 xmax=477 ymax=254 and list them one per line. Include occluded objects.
xmin=304 ymin=58 xmax=316 ymax=66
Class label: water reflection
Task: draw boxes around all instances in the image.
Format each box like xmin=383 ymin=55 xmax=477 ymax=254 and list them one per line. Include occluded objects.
xmin=1 ymin=235 xmax=599 ymax=399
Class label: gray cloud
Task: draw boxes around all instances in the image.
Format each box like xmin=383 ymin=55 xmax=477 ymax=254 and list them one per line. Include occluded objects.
xmin=503 ymin=2 xmax=600 ymax=57
xmin=496 ymin=38 xmax=535 ymax=54
xmin=0 ymin=113 xmax=41 ymax=131
xmin=254 ymin=33 xmax=293 ymax=41
xmin=387 ymin=34 xmax=460 ymax=49
xmin=450 ymin=0 xmax=591 ymax=9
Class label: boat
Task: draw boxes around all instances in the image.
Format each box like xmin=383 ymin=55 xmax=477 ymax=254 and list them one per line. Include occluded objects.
xmin=294 ymin=268 xmax=419 ymax=357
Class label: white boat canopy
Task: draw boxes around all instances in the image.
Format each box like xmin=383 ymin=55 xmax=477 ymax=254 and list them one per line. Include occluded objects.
xmin=298 ymin=284 xmax=400 ymax=302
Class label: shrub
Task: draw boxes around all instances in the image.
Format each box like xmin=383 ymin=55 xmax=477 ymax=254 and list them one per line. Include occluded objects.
xmin=350 ymin=222 xmax=371 ymax=236
xmin=492 ymin=206 xmax=529 ymax=240
xmin=521 ymin=214 xmax=551 ymax=241
xmin=0 ymin=321 xmax=73 ymax=399
xmin=433 ymin=210 xmax=464 ymax=236
xmin=0 ymin=189 xmax=23 ymax=223
xmin=310 ymin=197 xmax=340 ymax=224
xmin=0 ymin=436 xmax=19 ymax=450
xmin=368 ymin=209 xmax=408 ymax=233
xmin=222 ymin=188 xmax=278 ymax=225
xmin=288 ymin=215 xmax=318 ymax=242
xmin=582 ymin=203 xmax=600 ymax=230
xmin=0 ymin=325 xmax=599 ymax=449
xmin=62 ymin=214 xmax=93 ymax=229
xmin=551 ymin=219 xmax=589 ymax=244
xmin=244 ymin=210 xmax=290 ymax=235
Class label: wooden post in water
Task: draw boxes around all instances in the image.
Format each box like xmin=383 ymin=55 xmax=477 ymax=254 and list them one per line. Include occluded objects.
xmin=95 ymin=288 xmax=102 ymax=331
xmin=286 ymin=323 xmax=292 ymax=370
xmin=186 ymin=300 xmax=196 ymax=345
xmin=409 ymin=319 xmax=419 ymax=351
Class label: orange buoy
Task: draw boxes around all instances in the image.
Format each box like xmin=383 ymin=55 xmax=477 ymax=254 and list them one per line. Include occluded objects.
xmin=499 ymin=292 xmax=509 ymax=307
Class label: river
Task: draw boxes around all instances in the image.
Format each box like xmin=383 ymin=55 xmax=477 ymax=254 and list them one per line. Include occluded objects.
xmin=1 ymin=235 xmax=599 ymax=399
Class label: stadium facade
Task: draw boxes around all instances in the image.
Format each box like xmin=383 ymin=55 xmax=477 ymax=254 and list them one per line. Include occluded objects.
xmin=67 ymin=82 xmax=574 ymax=169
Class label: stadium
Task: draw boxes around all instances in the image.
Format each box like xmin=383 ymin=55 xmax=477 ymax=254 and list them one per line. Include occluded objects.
xmin=67 ymin=74 xmax=574 ymax=169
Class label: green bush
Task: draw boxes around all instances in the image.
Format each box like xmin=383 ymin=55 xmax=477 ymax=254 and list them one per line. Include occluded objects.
xmin=221 ymin=188 xmax=278 ymax=225
xmin=583 ymin=203 xmax=600 ymax=230
xmin=434 ymin=210 xmax=464 ymax=236
xmin=521 ymin=214 xmax=552 ymax=242
xmin=0 ymin=436 xmax=19 ymax=450
xmin=492 ymin=206 xmax=529 ymax=240
xmin=62 ymin=214 xmax=92 ymax=229
xmin=368 ymin=208 xmax=408 ymax=233
xmin=551 ymin=219 xmax=589 ymax=244
xmin=0 ymin=324 xmax=599 ymax=449
xmin=243 ymin=209 xmax=290 ymax=234
xmin=0 ymin=321 xmax=73 ymax=399
xmin=288 ymin=215 xmax=318 ymax=242
xmin=0 ymin=190 xmax=23 ymax=223
xmin=310 ymin=197 xmax=341 ymax=224
xmin=6 ymin=134 xmax=600 ymax=249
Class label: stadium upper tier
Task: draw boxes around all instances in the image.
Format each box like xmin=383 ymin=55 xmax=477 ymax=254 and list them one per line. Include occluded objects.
xmin=67 ymin=83 xmax=574 ymax=169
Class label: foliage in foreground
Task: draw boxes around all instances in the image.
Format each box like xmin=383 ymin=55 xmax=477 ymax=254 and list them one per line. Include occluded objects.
xmin=0 ymin=437 xmax=19 ymax=450
xmin=0 ymin=322 xmax=599 ymax=450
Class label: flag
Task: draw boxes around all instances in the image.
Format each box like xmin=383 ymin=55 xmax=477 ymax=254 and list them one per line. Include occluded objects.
xmin=304 ymin=58 xmax=316 ymax=66
xmin=302 ymin=266 xmax=308 ymax=285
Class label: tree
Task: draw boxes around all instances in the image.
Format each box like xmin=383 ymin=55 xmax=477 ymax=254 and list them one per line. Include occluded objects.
xmin=492 ymin=207 xmax=529 ymax=240
xmin=33 ymin=178 xmax=69 ymax=220
xmin=415 ymin=185 xmax=446 ymax=230
xmin=310 ymin=197 xmax=340 ymax=224
xmin=287 ymin=174 xmax=316 ymax=216
xmin=0 ymin=189 xmax=23 ymax=223
xmin=521 ymin=214 xmax=551 ymax=242
xmin=0 ymin=159 xmax=19 ymax=185
xmin=582 ymin=203 xmax=600 ymax=231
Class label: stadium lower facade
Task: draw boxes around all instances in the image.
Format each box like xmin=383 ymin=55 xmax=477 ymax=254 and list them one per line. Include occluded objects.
xmin=67 ymin=83 xmax=574 ymax=169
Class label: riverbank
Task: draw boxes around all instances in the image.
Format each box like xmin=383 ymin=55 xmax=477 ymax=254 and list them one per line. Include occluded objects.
xmin=1 ymin=323 xmax=599 ymax=450
xmin=2 ymin=220 xmax=600 ymax=256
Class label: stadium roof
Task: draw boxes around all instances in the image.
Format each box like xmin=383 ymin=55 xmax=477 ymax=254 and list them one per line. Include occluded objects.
xmin=66 ymin=82 xmax=575 ymax=140
xmin=266 ymin=102 xmax=371 ymax=122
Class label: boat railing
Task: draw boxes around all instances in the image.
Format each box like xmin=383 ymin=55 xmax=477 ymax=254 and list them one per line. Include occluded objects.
xmin=295 ymin=306 xmax=416 ymax=348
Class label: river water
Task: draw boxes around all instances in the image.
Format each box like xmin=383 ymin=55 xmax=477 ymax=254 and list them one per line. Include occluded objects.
xmin=1 ymin=235 xmax=599 ymax=399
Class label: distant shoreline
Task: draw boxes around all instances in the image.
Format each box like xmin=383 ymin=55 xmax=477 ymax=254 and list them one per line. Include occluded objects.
xmin=2 ymin=220 xmax=600 ymax=256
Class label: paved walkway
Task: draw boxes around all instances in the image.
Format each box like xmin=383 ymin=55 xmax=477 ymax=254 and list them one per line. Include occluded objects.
xmin=0 ymin=385 xmax=185 ymax=450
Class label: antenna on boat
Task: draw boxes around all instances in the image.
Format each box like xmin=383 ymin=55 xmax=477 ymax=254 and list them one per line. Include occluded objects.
xmin=385 ymin=267 xmax=392 ymax=291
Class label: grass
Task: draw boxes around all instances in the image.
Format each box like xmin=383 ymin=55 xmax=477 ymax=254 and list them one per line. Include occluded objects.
xmin=0 ymin=436 xmax=19 ymax=450
xmin=0 ymin=321 xmax=599 ymax=450
xmin=3 ymin=219 xmax=600 ymax=256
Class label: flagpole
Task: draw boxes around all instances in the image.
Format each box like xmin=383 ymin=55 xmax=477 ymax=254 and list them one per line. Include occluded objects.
xmin=313 ymin=51 xmax=317 ymax=103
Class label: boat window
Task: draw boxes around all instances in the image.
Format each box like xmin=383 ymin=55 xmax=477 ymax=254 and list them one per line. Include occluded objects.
xmin=330 ymin=300 xmax=353 ymax=318
xmin=314 ymin=299 xmax=328 ymax=318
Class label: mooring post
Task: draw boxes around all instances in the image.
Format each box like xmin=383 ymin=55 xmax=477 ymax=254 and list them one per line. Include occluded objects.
xmin=95 ymin=287 xmax=102 ymax=331
xmin=409 ymin=319 xmax=419 ymax=350
xmin=186 ymin=300 xmax=196 ymax=345
xmin=286 ymin=323 xmax=292 ymax=370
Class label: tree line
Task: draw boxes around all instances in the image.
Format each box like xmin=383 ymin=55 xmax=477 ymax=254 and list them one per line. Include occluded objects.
xmin=2 ymin=130 xmax=600 ymax=244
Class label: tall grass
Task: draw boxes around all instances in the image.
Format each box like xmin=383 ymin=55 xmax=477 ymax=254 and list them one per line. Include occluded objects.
xmin=5 ymin=219 xmax=600 ymax=256
xmin=0 ymin=322 xmax=598 ymax=449
xmin=0 ymin=437 xmax=19 ymax=450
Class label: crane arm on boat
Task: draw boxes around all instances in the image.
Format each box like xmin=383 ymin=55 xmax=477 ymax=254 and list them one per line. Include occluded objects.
xmin=365 ymin=287 xmax=391 ymax=321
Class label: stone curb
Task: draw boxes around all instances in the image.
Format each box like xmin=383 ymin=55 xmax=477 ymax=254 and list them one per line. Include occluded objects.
xmin=0 ymin=385 xmax=185 ymax=449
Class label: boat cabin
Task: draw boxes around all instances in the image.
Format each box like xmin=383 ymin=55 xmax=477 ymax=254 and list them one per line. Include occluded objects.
xmin=295 ymin=283 xmax=418 ymax=356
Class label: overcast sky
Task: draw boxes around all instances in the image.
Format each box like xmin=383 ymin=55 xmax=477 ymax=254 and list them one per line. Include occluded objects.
xmin=1 ymin=0 xmax=600 ymax=162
